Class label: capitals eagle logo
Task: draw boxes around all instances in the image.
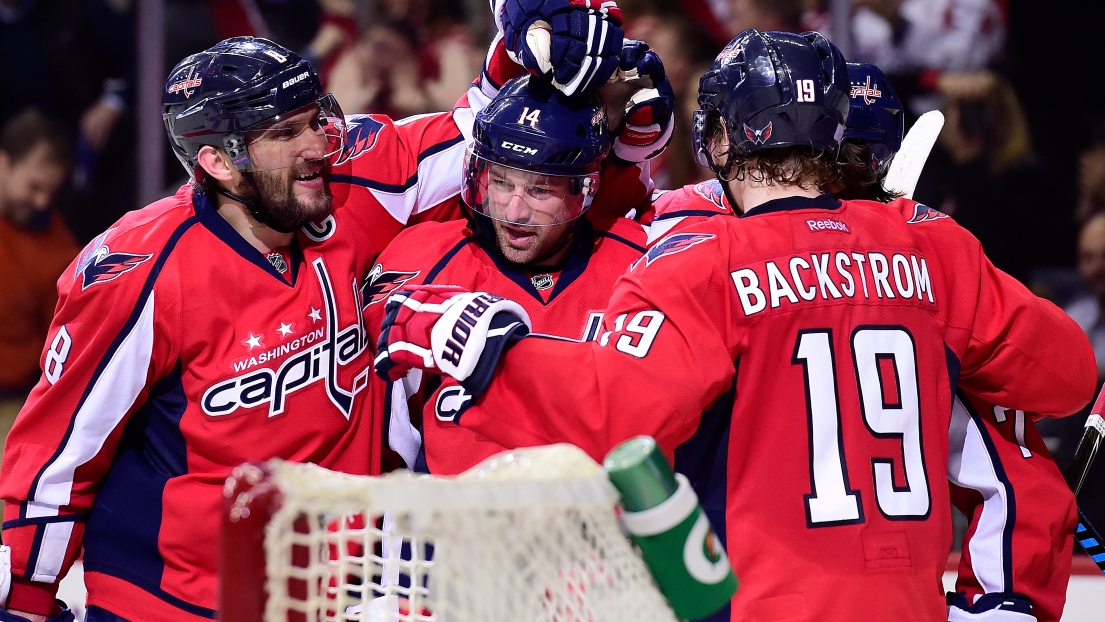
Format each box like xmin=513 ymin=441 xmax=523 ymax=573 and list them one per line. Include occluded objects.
xmin=75 ymin=233 xmax=153 ymax=290
xmin=632 ymin=233 xmax=716 ymax=270
xmin=906 ymin=203 xmax=948 ymax=224
xmin=361 ymin=264 xmax=420 ymax=307
xmin=333 ymin=116 xmax=385 ymax=166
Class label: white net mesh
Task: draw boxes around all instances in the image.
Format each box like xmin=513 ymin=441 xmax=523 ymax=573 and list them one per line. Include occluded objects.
xmin=262 ymin=444 xmax=679 ymax=622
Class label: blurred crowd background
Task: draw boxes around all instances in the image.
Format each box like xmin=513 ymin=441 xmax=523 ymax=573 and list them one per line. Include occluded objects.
xmin=2 ymin=0 xmax=1103 ymax=537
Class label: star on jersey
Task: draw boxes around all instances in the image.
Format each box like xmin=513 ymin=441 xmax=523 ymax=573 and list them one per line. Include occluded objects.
xmin=308 ymin=307 xmax=322 ymax=322
xmin=277 ymin=322 xmax=295 ymax=337
xmin=243 ymin=333 xmax=264 ymax=350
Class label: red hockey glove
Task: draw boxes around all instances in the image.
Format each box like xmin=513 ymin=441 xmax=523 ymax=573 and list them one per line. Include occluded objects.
xmin=374 ymin=285 xmax=531 ymax=397
xmin=610 ymin=39 xmax=675 ymax=164
xmin=496 ymin=0 xmax=624 ymax=96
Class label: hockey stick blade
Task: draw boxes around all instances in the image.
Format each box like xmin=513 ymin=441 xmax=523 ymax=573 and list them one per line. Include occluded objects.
xmin=883 ymin=110 xmax=945 ymax=199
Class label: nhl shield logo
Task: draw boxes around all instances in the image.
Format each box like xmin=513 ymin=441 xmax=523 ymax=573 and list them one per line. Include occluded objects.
xmin=267 ymin=252 xmax=289 ymax=274
xmin=531 ymin=274 xmax=554 ymax=290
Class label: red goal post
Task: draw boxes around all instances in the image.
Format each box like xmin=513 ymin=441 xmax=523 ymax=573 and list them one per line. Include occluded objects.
xmin=217 ymin=444 xmax=679 ymax=622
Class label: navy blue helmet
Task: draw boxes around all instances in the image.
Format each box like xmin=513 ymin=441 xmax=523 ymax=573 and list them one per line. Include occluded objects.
xmin=463 ymin=74 xmax=611 ymax=225
xmin=843 ymin=62 xmax=904 ymax=176
xmin=692 ymin=29 xmax=849 ymax=172
xmin=162 ymin=36 xmax=343 ymax=175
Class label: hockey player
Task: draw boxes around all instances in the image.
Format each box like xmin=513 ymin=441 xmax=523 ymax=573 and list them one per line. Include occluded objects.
xmin=373 ymin=29 xmax=1097 ymax=621
xmin=0 ymin=1 xmax=634 ymax=617
xmin=368 ymin=72 xmax=662 ymax=474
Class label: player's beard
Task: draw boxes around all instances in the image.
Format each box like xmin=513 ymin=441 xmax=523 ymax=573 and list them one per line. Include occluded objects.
xmin=244 ymin=159 xmax=333 ymax=231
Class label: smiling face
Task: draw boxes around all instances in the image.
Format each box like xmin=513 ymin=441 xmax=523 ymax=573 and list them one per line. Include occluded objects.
xmin=238 ymin=103 xmax=335 ymax=230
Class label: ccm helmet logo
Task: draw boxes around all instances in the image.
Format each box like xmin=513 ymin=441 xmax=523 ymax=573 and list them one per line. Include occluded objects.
xmin=501 ymin=141 xmax=538 ymax=156
xmin=282 ymin=71 xmax=310 ymax=89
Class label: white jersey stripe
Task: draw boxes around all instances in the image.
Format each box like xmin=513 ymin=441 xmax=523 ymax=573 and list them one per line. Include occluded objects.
xmin=29 ymin=521 xmax=74 ymax=583
xmin=948 ymin=395 xmax=1011 ymax=595
xmin=30 ymin=293 xmax=156 ymax=513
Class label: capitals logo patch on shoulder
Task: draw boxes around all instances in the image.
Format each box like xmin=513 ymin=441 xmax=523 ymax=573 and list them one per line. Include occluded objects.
xmin=632 ymin=233 xmax=716 ymax=270
xmin=361 ymin=264 xmax=420 ymax=307
xmin=907 ymin=203 xmax=949 ymax=224
xmin=74 ymin=232 xmax=153 ymax=290
xmin=333 ymin=115 xmax=385 ymax=166
xmin=692 ymin=179 xmax=728 ymax=212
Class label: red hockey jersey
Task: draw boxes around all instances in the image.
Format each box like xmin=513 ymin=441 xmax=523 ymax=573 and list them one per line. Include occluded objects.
xmin=364 ymin=217 xmax=647 ymax=475
xmin=0 ymin=110 xmax=468 ymax=620
xmin=948 ymin=394 xmax=1076 ymax=622
xmin=649 ymin=182 xmax=1081 ymax=619
xmin=451 ymin=195 xmax=1096 ymax=621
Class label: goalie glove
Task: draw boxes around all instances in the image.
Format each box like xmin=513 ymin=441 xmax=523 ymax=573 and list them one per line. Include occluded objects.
xmin=496 ymin=0 xmax=624 ymax=96
xmin=374 ymin=285 xmax=531 ymax=397
xmin=947 ymin=592 xmax=1036 ymax=622
xmin=610 ymin=39 xmax=675 ymax=164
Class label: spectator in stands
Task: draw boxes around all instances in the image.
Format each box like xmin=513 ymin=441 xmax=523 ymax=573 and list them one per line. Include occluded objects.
xmin=0 ymin=109 xmax=79 ymax=462
xmin=1077 ymin=119 xmax=1105 ymax=224
xmin=0 ymin=0 xmax=135 ymax=244
xmin=912 ymin=70 xmax=1058 ymax=286
xmin=1064 ymin=212 xmax=1105 ymax=382
xmin=849 ymin=0 xmax=1006 ymax=118
xmin=326 ymin=0 xmax=483 ymax=116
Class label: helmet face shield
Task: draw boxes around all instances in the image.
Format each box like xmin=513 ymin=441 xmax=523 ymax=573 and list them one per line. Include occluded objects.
xmin=463 ymin=149 xmax=599 ymax=227
xmin=234 ymin=94 xmax=346 ymax=175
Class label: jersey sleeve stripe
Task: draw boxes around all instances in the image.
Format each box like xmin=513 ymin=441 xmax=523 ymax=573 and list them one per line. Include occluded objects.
xmin=27 ymin=521 xmax=74 ymax=582
xmin=598 ymin=231 xmax=647 ymax=253
xmin=948 ymin=393 xmax=1016 ymax=594
xmin=25 ymin=218 xmax=196 ymax=515
xmin=329 ymin=135 xmax=466 ymax=195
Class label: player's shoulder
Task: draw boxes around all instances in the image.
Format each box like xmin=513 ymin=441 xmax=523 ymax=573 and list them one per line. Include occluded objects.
xmin=62 ymin=186 xmax=198 ymax=295
xmin=652 ymin=179 xmax=733 ymax=221
xmin=596 ymin=217 xmax=648 ymax=250
xmin=380 ymin=219 xmax=470 ymax=263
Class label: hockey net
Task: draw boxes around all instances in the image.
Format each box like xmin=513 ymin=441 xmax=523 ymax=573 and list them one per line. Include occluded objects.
xmin=219 ymin=444 xmax=678 ymax=622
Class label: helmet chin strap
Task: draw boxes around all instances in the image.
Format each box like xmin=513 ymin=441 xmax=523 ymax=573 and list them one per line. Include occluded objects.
xmin=214 ymin=172 xmax=301 ymax=234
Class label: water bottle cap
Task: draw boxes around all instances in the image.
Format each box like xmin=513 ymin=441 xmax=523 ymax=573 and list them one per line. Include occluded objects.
xmin=603 ymin=436 xmax=679 ymax=512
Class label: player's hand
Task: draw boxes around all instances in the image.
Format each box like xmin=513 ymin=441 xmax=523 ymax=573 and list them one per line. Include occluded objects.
xmin=497 ymin=0 xmax=625 ymax=96
xmin=946 ymin=592 xmax=1036 ymax=622
xmin=609 ymin=40 xmax=675 ymax=164
xmin=0 ymin=605 xmax=74 ymax=622
xmin=374 ymin=285 xmax=531 ymax=396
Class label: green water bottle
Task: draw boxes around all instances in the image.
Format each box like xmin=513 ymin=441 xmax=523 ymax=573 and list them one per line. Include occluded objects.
xmin=603 ymin=436 xmax=738 ymax=620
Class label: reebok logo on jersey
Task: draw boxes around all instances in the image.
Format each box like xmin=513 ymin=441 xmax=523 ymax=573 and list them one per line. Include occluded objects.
xmin=807 ymin=218 xmax=850 ymax=233
xmin=74 ymin=236 xmax=153 ymax=290
xmin=333 ymin=116 xmax=384 ymax=166
xmin=361 ymin=264 xmax=420 ymax=306
xmin=907 ymin=203 xmax=948 ymax=224
xmin=435 ymin=385 xmax=473 ymax=422
xmin=632 ymin=233 xmax=716 ymax=270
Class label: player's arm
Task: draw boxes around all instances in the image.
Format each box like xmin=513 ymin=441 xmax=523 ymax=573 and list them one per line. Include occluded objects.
xmin=451 ymin=225 xmax=741 ymax=462
xmin=0 ymin=233 xmax=174 ymax=618
xmin=951 ymin=230 xmax=1096 ymax=417
xmin=947 ymin=393 xmax=1075 ymax=622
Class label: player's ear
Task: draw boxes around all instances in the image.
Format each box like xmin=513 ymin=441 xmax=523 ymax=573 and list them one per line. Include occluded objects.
xmin=196 ymin=145 xmax=237 ymax=184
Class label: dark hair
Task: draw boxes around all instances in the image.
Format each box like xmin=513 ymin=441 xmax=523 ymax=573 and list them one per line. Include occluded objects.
xmin=0 ymin=108 xmax=73 ymax=168
xmin=834 ymin=142 xmax=903 ymax=202
xmin=738 ymin=146 xmax=844 ymax=192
